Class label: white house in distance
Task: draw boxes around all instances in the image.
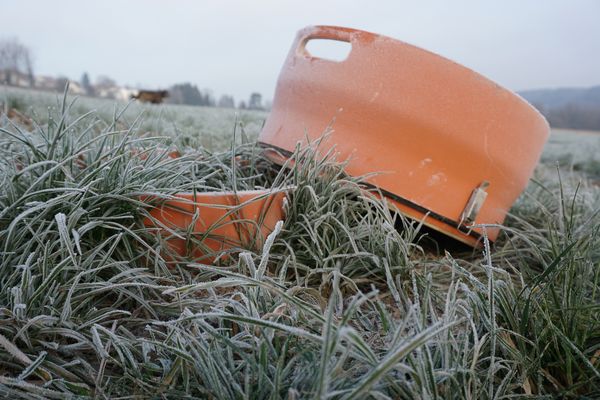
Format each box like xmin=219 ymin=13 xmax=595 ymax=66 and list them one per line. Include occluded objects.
xmin=95 ymin=85 xmax=137 ymax=101
xmin=2 ymin=70 xmax=136 ymax=101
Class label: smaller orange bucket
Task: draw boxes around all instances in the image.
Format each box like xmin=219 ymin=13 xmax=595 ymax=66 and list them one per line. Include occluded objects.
xmin=143 ymin=189 xmax=287 ymax=262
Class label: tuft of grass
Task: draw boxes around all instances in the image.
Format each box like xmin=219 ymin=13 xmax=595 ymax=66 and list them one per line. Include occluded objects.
xmin=0 ymin=92 xmax=598 ymax=398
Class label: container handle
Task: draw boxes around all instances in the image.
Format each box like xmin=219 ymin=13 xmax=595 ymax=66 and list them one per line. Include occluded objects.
xmin=296 ymin=26 xmax=365 ymax=59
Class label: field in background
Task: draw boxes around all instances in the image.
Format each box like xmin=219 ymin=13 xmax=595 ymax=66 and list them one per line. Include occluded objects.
xmin=544 ymin=128 xmax=600 ymax=179
xmin=1 ymin=87 xmax=599 ymax=398
xmin=1 ymin=86 xmax=268 ymax=150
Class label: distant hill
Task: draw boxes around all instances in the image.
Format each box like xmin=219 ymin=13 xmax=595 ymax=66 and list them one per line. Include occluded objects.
xmin=518 ymin=86 xmax=600 ymax=131
xmin=519 ymin=86 xmax=600 ymax=110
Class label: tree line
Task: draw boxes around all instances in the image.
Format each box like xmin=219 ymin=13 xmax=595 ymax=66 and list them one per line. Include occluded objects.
xmin=0 ymin=37 xmax=34 ymax=86
xmin=1 ymin=37 xmax=266 ymax=110
xmin=166 ymin=82 xmax=266 ymax=110
xmin=533 ymin=103 xmax=600 ymax=131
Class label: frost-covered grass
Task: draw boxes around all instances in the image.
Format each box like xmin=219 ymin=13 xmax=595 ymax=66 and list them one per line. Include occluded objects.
xmin=542 ymin=128 xmax=600 ymax=180
xmin=0 ymin=91 xmax=599 ymax=398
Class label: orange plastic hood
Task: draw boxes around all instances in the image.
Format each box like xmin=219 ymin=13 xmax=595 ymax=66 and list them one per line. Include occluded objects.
xmin=259 ymin=25 xmax=550 ymax=247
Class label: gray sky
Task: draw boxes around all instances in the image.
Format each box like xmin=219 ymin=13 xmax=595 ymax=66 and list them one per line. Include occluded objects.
xmin=2 ymin=0 xmax=599 ymax=102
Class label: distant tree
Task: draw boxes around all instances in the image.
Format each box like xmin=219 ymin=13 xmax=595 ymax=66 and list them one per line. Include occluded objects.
xmin=94 ymin=76 xmax=118 ymax=98
xmin=55 ymin=76 xmax=69 ymax=92
xmin=544 ymin=103 xmax=600 ymax=131
xmin=202 ymin=88 xmax=216 ymax=107
xmin=81 ymin=72 xmax=94 ymax=96
xmin=238 ymin=101 xmax=247 ymax=110
xmin=0 ymin=37 xmax=34 ymax=86
xmin=531 ymin=102 xmax=546 ymax=115
xmin=169 ymin=83 xmax=203 ymax=105
xmin=168 ymin=83 xmax=216 ymax=106
xmin=248 ymin=92 xmax=263 ymax=110
xmin=263 ymin=99 xmax=273 ymax=111
xmin=95 ymin=75 xmax=116 ymax=88
xmin=218 ymin=95 xmax=235 ymax=108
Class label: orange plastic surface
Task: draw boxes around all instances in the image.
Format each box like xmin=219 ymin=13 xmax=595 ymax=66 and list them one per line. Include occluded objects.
xmin=143 ymin=190 xmax=286 ymax=262
xmin=259 ymin=25 xmax=550 ymax=247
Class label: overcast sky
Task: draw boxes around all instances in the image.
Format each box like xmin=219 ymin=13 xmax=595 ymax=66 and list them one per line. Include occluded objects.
xmin=2 ymin=0 xmax=599 ymax=102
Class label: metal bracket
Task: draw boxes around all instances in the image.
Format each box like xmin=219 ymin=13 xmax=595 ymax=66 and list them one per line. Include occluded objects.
xmin=458 ymin=181 xmax=490 ymax=231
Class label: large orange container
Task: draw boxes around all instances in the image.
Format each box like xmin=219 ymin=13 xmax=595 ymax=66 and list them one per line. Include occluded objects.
xmin=259 ymin=25 xmax=550 ymax=247
xmin=144 ymin=189 xmax=286 ymax=262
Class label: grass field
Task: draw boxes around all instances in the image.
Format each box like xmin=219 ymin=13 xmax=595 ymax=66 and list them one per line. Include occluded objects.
xmin=1 ymin=86 xmax=268 ymax=150
xmin=543 ymin=128 xmax=600 ymax=181
xmin=1 ymin=87 xmax=599 ymax=398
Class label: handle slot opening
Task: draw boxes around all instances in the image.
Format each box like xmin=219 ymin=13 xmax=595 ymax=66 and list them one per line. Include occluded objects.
xmin=303 ymin=39 xmax=352 ymax=62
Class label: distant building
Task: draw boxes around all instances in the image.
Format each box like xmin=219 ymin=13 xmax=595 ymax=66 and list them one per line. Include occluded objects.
xmin=115 ymin=87 xmax=137 ymax=101
xmin=1 ymin=70 xmax=33 ymax=87
xmin=68 ymin=81 xmax=85 ymax=95
xmin=34 ymin=75 xmax=58 ymax=90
